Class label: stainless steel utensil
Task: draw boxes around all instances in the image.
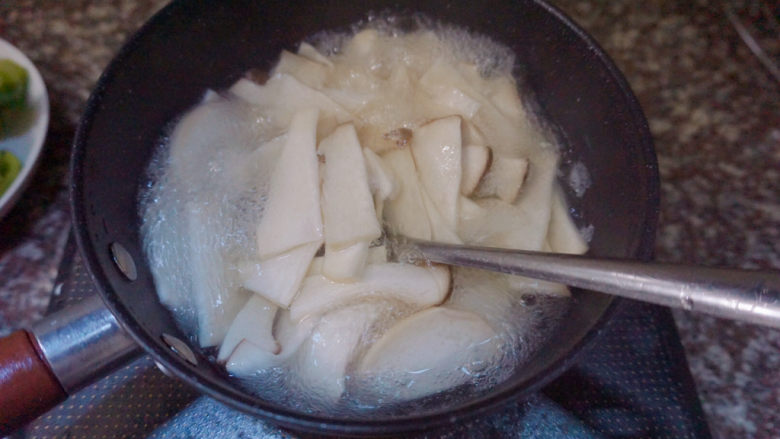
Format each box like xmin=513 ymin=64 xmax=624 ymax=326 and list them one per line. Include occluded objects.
xmin=404 ymin=239 xmax=780 ymax=328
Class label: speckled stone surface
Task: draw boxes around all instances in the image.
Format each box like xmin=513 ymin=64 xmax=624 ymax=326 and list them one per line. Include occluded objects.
xmin=549 ymin=2 xmax=780 ymax=438
xmin=0 ymin=1 xmax=778 ymax=438
xmin=0 ymin=0 xmax=168 ymax=334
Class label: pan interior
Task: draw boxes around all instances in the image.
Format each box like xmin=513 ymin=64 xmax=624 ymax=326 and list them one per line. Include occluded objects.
xmin=70 ymin=0 xmax=657 ymax=434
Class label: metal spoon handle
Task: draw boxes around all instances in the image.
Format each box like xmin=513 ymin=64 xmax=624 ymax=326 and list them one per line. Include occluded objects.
xmin=411 ymin=240 xmax=780 ymax=329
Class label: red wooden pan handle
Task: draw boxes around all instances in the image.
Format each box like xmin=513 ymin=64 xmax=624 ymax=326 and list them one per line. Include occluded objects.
xmin=0 ymin=330 xmax=66 ymax=436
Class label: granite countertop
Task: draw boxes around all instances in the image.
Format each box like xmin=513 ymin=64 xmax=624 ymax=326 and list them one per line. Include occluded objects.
xmin=1 ymin=1 xmax=778 ymax=438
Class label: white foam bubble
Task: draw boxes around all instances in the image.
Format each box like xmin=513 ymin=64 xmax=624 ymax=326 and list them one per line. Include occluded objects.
xmin=568 ymin=161 xmax=591 ymax=198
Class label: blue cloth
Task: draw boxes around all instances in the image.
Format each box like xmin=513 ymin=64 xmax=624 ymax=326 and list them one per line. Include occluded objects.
xmin=545 ymin=302 xmax=711 ymax=439
xmin=148 ymin=394 xmax=605 ymax=439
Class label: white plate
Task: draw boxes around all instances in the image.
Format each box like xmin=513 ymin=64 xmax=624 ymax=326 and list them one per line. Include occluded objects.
xmin=0 ymin=38 xmax=50 ymax=220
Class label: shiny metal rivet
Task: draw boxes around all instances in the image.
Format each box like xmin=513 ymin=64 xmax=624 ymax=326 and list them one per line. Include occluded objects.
xmin=52 ymin=282 xmax=63 ymax=297
xmin=161 ymin=333 xmax=198 ymax=366
xmin=110 ymin=242 xmax=137 ymax=281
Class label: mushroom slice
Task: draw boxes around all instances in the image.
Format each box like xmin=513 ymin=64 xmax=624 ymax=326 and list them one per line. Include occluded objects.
xmin=420 ymin=188 xmax=461 ymax=244
xmin=356 ymin=125 xmax=394 ymax=154
xmin=255 ymin=108 xmax=323 ymax=259
xmin=411 ymin=116 xmax=462 ymax=235
xmin=272 ymin=50 xmax=330 ymax=89
xmin=319 ymin=244 xmax=385 ymax=274
xmin=229 ymin=74 xmax=350 ymax=131
xmin=458 ymin=195 xmax=485 ymax=225
xmin=226 ymin=340 xmax=272 ymax=375
xmin=381 ymin=148 xmax=432 ymax=240
xmin=239 ymin=241 xmax=322 ymax=308
xmin=343 ymin=29 xmax=380 ymax=59
xmin=473 ymin=155 xmax=529 ymax=203
xmin=185 ymin=203 xmax=250 ymax=348
xmin=485 ymin=75 xmax=527 ymax=123
xmin=290 ymin=263 xmax=451 ymax=322
xmin=228 ymin=77 xmax=266 ymax=102
xmin=307 ymin=255 xmax=324 ymax=277
xmin=320 ymin=124 xmax=382 ymax=249
xmin=358 ymin=307 xmax=499 ymax=401
xmin=363 ymin=147 xmax=397 ymax=202
xmin=455 ymin=62 xmax=495 ymax=98
xmin=419 ymin=60 xmax=481 ymax=118
xmin=323 ymin=241 xmax=370 ymax=282
xmin=472 ymin=103 xmax=548 ymax=158
xmin=462 ymin=149 xmax=557 ymax=251
xmin=460 ymin=145 xmax=492 ymax=196
xmin=226 ymin=310 xmax=317 ymax=375
xmin=363 ymin=147 xmax=397 ymax=219
xmin=293 ymin=302 xmax=385 ymax=400
xmin=460 ymin=71 xmax=543 ymax=158
xmin=275 ymin=310 xmax=318 ymax=357
xmin=325 ymin=88 xmax=370 ymax=113
xmin=504 ymin=148 xmax=558 ymax=247
xmin=153 ymin=97 xmax=268 ymax=321
xmin=297 ymin=42 xmax=333 ymax=67
xmin=462 ymin=120 xmax=487 ymax=145
xmin=218 ymin=295 xmax=279 ymax=361
xmin=460 ymin=198 xmax=548 ymax=252
xmin=458 ymin=198 xmax=547 ymax=252
xmin=367 ymin=244 xmax=388 ymax=264
xmin=356 ymin=125 xmax=414 ymax=154
xmin=245 ymin=133 xmax=286 ymax=172
xmin=547 ymin=186 xmax=588 ymax=255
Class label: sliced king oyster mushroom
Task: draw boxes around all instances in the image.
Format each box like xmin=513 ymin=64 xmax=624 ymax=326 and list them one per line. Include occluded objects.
xmin=319 ymin=123 xmax=382 ymax=249
xmin=289 ymin=263 xmax=451 ymax=322
xmin=238 ymin=241 xmax=322 ymax=308
xmin=460 ymin=144 xmax=492 ymax=196
xmin=323 ymin=241 xmax=370 ymax=282
xmin=358 ymin=307 xmax=499 ymax=401
xmin=410 ymin=116 xmax=463 ymax=237
xmin=255 ymin=108 xmax=323 ymax=259
xmin=293 ymin=302 xmax=386 ymax=400
xmin=381 ymin=148 xmax=433 ymax=240
xmin=218 ymin=295 xmax=279 ymax=361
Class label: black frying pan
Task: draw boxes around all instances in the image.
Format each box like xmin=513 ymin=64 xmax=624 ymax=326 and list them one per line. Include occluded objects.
xmin=0 ymin=0 xmax=658 ymax=435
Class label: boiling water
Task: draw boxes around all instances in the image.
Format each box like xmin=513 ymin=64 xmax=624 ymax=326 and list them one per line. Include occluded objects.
xmin=140 ymin=18 xmax=572 ymax=416
xmin=139 ymin=98 xmax=281 ymax=346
